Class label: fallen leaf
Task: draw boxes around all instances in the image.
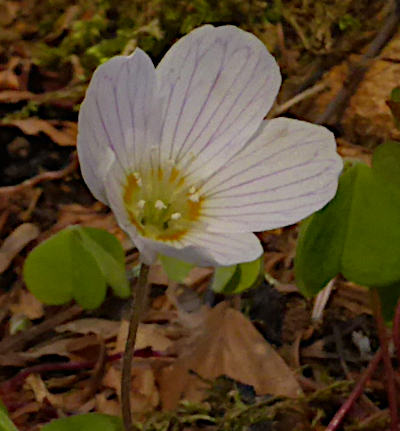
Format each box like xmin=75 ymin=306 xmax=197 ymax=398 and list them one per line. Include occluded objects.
xmin=0 ymin=90 xmax=35 ymax=103
xmin=159 ymin=302 xmax=302 ymax=410
xmin=21 ymin=334 xmax=100 ymax=361
xmin=4 ymin=118 xmax=77 ymax=146
xmin=0 ymin=223 xmax=39 ymax=273
xmin=95 ymin=390 xmax=121 ymax=416
xmin=343 ymin=41 xmax=400 ymax=143
xmin=10 ymin=289 xmax=44 ymax=320
xmin=0 ymin=68 xmax=19 ymax=90
xmin=0 ymin=56 xmax=30 ymax=91
xmin=56 ymin=318 xmax=120 ymax=340
xmin=113 ymin=321 xmax=173 ymax=354
xmin=0 ymin=1 xmax=20 ymax=26
xmin=103 ymin=363 xmax=159 ymax=413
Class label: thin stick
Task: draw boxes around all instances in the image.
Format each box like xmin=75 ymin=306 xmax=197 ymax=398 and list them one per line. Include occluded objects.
xmin=316 ymin=2 xmax=400 ymax=125
xmin=326 ymin=349 xmax=382 ymax=431
xmin=268 ymin=82 xmax=327 ymax=118
xmin=0 ymin=152 xmax=78 ymax=196
xmin=121 ymin=263 xmax=150 ymax=431
xmin=0 ymin=304 xmax=82 ymax=354
xmin=370 ymin=289 xmax=398 ymax=431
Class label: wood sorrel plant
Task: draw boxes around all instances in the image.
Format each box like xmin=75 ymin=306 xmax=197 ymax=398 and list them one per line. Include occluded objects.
xmin=77 ymin=25 xmax=342 ymax=430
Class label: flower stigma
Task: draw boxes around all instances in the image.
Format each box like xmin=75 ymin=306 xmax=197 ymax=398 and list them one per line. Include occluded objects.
xmin=123 ymin=168 xmax=203 ymax=241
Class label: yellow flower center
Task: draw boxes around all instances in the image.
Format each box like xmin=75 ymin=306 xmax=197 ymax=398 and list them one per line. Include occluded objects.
xmin=123 ymin=167 xmax=203 ymax=241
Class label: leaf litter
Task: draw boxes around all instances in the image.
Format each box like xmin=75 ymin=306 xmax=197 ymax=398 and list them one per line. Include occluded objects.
xmin=0 ymin=0 xmax=397 ymax=430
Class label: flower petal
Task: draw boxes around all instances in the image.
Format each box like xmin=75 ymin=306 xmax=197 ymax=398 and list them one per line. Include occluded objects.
xmin=156 ymin=25 xmax=281 ymax=179
xmin=201 ymin=118 xmax=343 ymax=232
xmin=135 ymin=230 xmax=263 ymax=267
xmin=77 ymin=48 xmax=158 ymax=203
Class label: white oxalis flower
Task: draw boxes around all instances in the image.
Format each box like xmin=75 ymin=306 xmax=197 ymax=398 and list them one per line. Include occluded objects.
xmin=77 ymin=25 xmax=343 ymax=267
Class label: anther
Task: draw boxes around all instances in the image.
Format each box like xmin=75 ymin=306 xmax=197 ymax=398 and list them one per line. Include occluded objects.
xmin=189 ymin=193 xmax=200 ymax=202
xmin=133 ymin=172 xmax=142 ymax=187
xmin=155 ymin=200 xmax=167 ymax=210
xmin=189 ymin=186 xmax=196 ymax=194
xmin=171 ymin=212 xmax=182 ymax=220
xmin=137 ymin=200 xmax=146 ymax=209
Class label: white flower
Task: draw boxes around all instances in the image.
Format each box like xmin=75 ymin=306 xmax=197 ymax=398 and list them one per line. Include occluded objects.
xmin=77 ymin=25 xmax=343 ymax=267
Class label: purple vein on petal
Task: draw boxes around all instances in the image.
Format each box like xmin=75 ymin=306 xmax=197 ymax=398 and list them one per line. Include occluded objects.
xmin=188 ymin=72 xmax=269 ymax=179
xmin=208 ymin=163 xmax=337 ymax=200
xmin=173 ymin=39 xmax=229 ymax=162
xmin=112 ymin=62 xmax=130 ymax=164
xmin=205 ymin=177 xmax=336 ymax=210
xmin=126 ymin=60 xmax=139 ymax=168
xmin=169 ymin=40 xmax=204 ymax=160
xmin=159 ymin=42 xmax=194 ymax=160
xmin=204 ymin=139 xmax=325 ymax=196
xmin=210 ymin=186 xmax=334 ymax=217
xmin=178 ymin=45 xmax=255 ymax=165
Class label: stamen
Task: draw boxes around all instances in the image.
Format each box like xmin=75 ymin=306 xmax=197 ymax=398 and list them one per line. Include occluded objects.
xmin=137 ymin=200 xmax=146 ymax=209
xmin=155 ymin=200 xmax=167 ymax=210
xmin=189 ymin=193 xmax=200 ymax=202
xmin=171 ymin=212 xmax=182 ymax=220
xmin=189 ymin=186 xmax=196 ymax=194
xmin=133 ymin=172 xmax=142 ymax=187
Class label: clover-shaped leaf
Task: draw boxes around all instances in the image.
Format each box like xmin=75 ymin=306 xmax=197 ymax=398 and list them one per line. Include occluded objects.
xmin=212 ymin=257 xmax=263 ymax=294
xmin=24 ymin=226 xmax=129 ymax=310
xmin=295 ymin=141 xmax=400 ymax=297
xmin=159 ymin=254 xmax=194 ymax=283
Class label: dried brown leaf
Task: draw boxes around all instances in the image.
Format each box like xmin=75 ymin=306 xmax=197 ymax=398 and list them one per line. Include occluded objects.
xmin=95 ymin=390 xmax=121 ymax=416
xmin=4 ymin=118 xmax=77 ymax=146
xmin=10 ymin=289 xmax=44 ymax=320
xmin=56 ymin=318 xmax=120 ymax=340
xmin=159 ymin=303 xmax=302 ymax=410
xmin=0 ymin=223 xmax=39 ymax=273
xmin=103 ymin=363 xmax=159 ymax=413
xmin=113 ymin=321 xmax=173 ymax=354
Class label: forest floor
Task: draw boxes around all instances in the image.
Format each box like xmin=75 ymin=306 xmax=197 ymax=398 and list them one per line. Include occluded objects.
xmin=0 ymin=0 xmax=399 ymax=430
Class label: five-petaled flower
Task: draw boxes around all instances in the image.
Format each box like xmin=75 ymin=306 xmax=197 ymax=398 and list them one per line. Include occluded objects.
xmin=77 ymin=25 xmax=343 ymax=266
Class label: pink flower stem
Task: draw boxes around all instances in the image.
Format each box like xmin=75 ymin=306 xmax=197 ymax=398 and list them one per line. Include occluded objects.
xmin=370 ymin=288 xmax=399 ymax=431
xmin=393 ymin=298 xmax=400 ymax=365
xmin=326 ymin=348 xmax=383 ymax=431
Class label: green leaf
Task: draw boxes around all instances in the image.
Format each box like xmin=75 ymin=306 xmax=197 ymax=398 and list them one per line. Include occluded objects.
xmin=295 ymin=165 xmax=355 ymax=297
xmin=341 ymin=164 xmax=400 ymax=286
xmin=24 ymin=228 xmax=76 ymax=305
xmin=212 ymin=265 xmax=238 ymax=293
xmin=391 ymin=87 xmax=400 ymax=103
xmin=225 ymin=258 xmax=263 ymax=294
xmin=376 ymin=282 xmax=400 ymax=323
xmin=387 ymin=89 xmax=400 ymax=127
xmin=24 ymin=227 xmax=128 ymax=309
xmin=159 ymin=254 xmax=194 ymax=283
xmin=0 ymin=401 xmax=18 ymax=431
xmin=77 ymin=227 xmax=130 ymax=298
xmin=41 ymin=413 xmax=123 ymax=431
xmin=70 ymin=230 xmax=107 ymax=309
xmin=296 ymin=145 xmax=400 ymax=296
xmin=212 ymin=257 xmax=263 ymax=295
xmin=372 ymin=140 xmax=400 ymax=191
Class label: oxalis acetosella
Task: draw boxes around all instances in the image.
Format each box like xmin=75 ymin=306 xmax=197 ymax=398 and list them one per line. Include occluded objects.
xmin=76 ymin=25 xmax=343 ymax=431
xmin=77 ymin=25 xmax=343 ymax=267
